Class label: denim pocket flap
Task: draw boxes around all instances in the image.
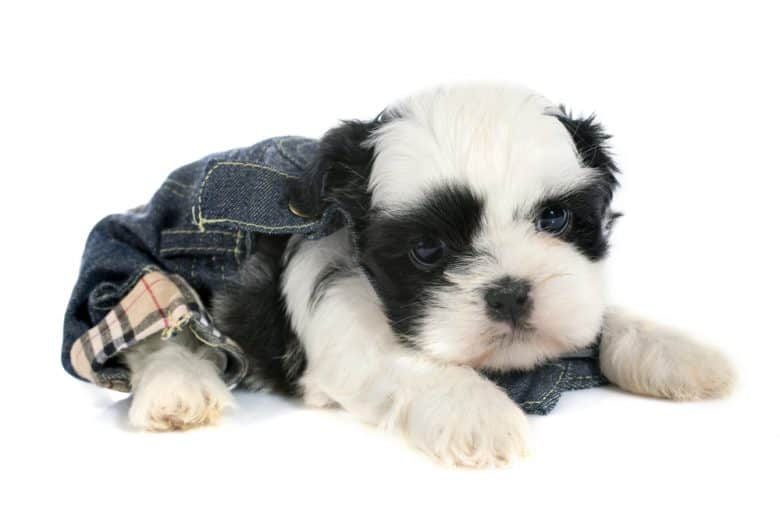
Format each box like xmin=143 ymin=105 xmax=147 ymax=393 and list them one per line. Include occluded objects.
xmin=194 ymin=160 xmax=325 ymax=235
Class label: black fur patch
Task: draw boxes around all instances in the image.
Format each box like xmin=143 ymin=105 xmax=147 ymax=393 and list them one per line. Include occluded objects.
xmin=210 ymin=234 xmax=306 ymax=395
xmin=534 ymin=183 xmax=615 ymax=261
xmin=359 ymin=184 xmax=485 ymax=341
xmin=551 ymin=106 xmax=621 ymax=259
xmin=554 ymin=106 xmax=619 ymax=186
xmin=212 ymin=118 xmax=381 ymax=394
xmin=288 ymin=118 xmax=382 ymax=233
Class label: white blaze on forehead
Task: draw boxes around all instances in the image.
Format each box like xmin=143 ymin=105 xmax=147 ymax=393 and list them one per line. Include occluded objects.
xmin=367 ymin=84 xmax=587 ymax=219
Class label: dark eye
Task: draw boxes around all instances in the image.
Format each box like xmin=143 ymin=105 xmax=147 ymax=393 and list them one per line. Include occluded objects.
xmin=536 ymin=205 xmax=571 ymax=235
xmin=409 ymin=237 xmax=447 ymax=268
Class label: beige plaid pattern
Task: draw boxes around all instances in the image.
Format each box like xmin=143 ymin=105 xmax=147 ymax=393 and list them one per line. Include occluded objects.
xmin=69 ymin=271 xmax=192 ymax=387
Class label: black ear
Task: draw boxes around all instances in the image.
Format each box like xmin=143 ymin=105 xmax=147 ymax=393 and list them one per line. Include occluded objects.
xmin=554 ymin=105 xmax=619 ymax=190
xmin=288 ymin=119 xmax=380 ymax=230
xmin=554 ymin=106 xmax=622 ymax=239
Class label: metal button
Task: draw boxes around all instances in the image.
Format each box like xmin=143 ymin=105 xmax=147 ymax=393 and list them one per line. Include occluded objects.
xmin=288 ymin=201 xmax=313 ymax=219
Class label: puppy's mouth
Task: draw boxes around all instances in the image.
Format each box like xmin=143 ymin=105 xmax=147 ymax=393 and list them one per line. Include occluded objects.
xmin=490 ymin=320 xmax=536 ymax=341
xmin=463 ymin=322 xmax=536 ymax=367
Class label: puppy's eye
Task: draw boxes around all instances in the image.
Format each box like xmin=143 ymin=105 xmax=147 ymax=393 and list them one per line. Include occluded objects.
xmin=536 ymin=205 xmax=571 ymax=235
xmin=409 ymin=237 xmax=447 ymax=268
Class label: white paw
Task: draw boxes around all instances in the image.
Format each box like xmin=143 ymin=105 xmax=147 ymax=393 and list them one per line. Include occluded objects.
xmin=601 ymin=308 xmax=737 ymax=401
xmin=664 ymin=345 xmax=736 ymax=400
xmin=128 ymin=354 xmax=234 ymax=432
xmin=401 ymin=371 xmax=530 ymax=468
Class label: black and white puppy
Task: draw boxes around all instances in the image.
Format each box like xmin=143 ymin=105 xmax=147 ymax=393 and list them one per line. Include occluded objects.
xmin=123 ymin=84 xmax=735 ymax=467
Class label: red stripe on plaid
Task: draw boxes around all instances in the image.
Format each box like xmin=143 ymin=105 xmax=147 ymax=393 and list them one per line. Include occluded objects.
xmin=142 ymin=275 xmax=170 ymax=329
xmin=82 ymin=277 xmax=166 ymax=343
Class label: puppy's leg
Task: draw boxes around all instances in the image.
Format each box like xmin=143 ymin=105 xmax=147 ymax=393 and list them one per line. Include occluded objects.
xmin=303 ymin=318 xmax=530 ymax=467
xmin=122 ymin=330 xmax=234 ymax=431
xmin=600 ymin=307 xmax=736 ymax=400
xmin=285 ymin=235 xmax=529 ymax=467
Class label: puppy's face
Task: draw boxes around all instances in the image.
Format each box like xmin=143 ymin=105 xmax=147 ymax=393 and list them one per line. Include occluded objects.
xmin=296 ymin=85 xmax=619 ymax=370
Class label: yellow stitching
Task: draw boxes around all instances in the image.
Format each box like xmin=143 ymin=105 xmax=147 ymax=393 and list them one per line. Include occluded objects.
xmin=233 ymin=161 xmax=296 ymax=179
xmin=160 ymin=247 xmax=236 ymax=255
xmin=164 ymin=179 xmax=194 ymax=189
xmin=196 ymin=161 xmax=298 ymax=231
xmin=191 ymin=205 xmax=201 ymax=231
xmin=198 ymin=217 xmax=315 ymax=231
xmin=188 ymin=324 xmax=222 ymax=348
xmin=197 ymin=163 xmax=216 ymax=230
xmin=233 ymin=230 xmax=242 ymax=265
xmin=213 ymin=161 xmax=295 ymax=179
xmin=161 ymin=229 xmax=236 ymax=236
xmin=161 ymin=312 xmax=191 ymax=340
xmin=518 ymin=364 xmax=567 ymax=406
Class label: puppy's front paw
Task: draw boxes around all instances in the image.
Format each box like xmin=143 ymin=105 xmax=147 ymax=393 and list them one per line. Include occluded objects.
xmin=402 ymin=372 xmax=530 ymax=468
xmin=601 ymin=309 xmax=737 ymax=401
xmin=128 ymin=358 xmax=234 ymax=432
xmin=672 ymin=346 xmax=736 ymax=400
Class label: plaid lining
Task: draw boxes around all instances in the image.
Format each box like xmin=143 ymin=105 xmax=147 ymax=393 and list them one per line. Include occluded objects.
xmin=70 ymin=269 xmax=247 ymax=391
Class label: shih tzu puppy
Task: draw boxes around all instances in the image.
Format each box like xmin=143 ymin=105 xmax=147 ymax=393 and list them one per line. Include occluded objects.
xmin=122 ymin=84 xmax=735 ymax=467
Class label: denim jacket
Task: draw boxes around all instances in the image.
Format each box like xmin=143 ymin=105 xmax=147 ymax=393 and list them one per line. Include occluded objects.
xmin=62 ymin=136 xmax=606 ymax=414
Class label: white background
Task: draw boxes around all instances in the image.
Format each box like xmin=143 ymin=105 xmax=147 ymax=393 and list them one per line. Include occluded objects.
xmin=2 ymin=2 xmax=778 ymax=520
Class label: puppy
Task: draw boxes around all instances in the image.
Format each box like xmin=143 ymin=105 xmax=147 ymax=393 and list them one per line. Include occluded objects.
xmin=123 ymin=84 xmax=735 ymax=467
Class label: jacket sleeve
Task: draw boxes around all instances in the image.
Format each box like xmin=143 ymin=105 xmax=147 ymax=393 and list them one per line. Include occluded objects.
xmin=60 ymin=137 xmax=316 ymax=389
xmin=62 ymin=203 xmax=181 ymax=384
xmin=61 ymin=152 xmax=250 ymax=388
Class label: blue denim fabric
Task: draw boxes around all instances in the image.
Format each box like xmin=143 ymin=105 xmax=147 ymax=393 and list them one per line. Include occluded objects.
xmin=482 ymin=346 xmax=606 ymax=414
xmin=62 ymin=136 xmax=607 ymax=413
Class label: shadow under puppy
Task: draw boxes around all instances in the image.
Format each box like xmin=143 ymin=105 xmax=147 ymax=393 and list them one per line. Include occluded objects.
xmin=122 ymin=84 xmax=735 ymax=467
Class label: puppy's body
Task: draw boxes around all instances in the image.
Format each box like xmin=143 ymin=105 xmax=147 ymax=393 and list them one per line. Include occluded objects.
xmin=123 ymin=84 xmax=735 ymax=466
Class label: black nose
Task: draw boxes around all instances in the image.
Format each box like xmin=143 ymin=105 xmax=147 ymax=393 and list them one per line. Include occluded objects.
xmin=484 ymin=277 xmax=532 ymax=326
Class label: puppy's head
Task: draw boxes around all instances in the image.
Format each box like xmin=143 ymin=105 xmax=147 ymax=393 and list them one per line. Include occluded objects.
xmin=292 ymin=84 xmax=619 ymax=369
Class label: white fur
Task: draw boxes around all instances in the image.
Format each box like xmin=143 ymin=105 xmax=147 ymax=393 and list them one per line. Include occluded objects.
xmin=283 ymin=230 xmax=530 ymax=467
xmin=123 ymin=331 xmax=234 ymax=431
xmin=367 ymin=84 xmax=608 ymax=368
xmin=368 ymin=84 xmax=588 ymax=212
xmin=600 ymin=307 xmax=736 ymax=400
xmin=416 ymin=223 xmax=606 ymax=368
